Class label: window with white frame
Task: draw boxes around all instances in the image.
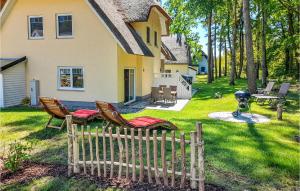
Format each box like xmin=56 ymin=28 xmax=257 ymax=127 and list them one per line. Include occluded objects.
xmin=58 ymin=67 xmax=84 ymax=90
xmin=28 ymin=16 xmax=44 ymax=39
xmin=56 ymin=14 xmax=73 ymax=38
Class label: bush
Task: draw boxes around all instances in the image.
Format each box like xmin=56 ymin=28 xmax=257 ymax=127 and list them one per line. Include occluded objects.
xmin=4 ymin=141 xmax=33 ymax=172
xmin=21 ymin=97 xmax=30 ymax=106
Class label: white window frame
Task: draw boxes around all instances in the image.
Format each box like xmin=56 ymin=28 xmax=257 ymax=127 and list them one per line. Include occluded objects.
xmin=28 ymin=16 xmax=44 ymax=40
xmin=57 ymin=67 xmax=84 ymax=91
xmin=56 ymin=13 xmax=73 ymax=39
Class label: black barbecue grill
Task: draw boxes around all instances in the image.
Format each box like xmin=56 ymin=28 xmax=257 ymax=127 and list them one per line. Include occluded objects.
xmin=232 ymin=91 xmax=252 ymax=117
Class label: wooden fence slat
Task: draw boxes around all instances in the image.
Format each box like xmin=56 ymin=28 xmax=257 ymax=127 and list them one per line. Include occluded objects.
xmin=66 ymin=115 xmax=73 ymax=176
xmin=161 ymin=130 xmax=168 ymax=186
xmin=72 ymin=124 xmax=80 ymax=173
xmin=180 ymin=133 xmax=186 ymax=189
xmin=96 ymin=127 xmax=101 ymax=177
xmin=138 ymin=129 xmax=144 ymax=182
xmin=131 ymin=129 xmax=136 ymax=181
xmin=109 ymin=127 xmax=114 ymax=178
xmin=82 ymin=132 xmax=190 ymax=144
xmin=102 ymin=126 xmax=107 ymax=178
xmin=81 ymin=126 xmax=87 ymax=174
xmin=153 ymin=130 xmax=161 ymax=185
xmin=197 ymin=122 xmax=205 ymax=191
xmin=171 ymin=131 xmax=176 ymax=187
xmin=146 ymin=129 xmax=153 ymax=183
xmin=88 ymin=126 xmax=94 ymax=175
xmin=190 ymin=132 xmax=197 ymax=189
xmin=124 ymin=128 xmax=129 ymax=179
xmin=117 ymin=128 xmax=123 ymax=179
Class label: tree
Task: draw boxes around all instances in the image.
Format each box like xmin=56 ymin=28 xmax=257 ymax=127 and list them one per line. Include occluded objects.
xmin=243 ymin=0 xmax=257 ymax=93
xmin=261 ymin=0 xmax=268 ymax=87
xmin=229 ymin=0 xmax=238 ymax=85
xmin=208 ymin=12 xmax=213 ymax=83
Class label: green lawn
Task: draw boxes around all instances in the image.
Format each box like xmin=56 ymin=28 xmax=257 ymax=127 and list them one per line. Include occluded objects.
xmin=1 ymin=76 xmax=299 ymax=191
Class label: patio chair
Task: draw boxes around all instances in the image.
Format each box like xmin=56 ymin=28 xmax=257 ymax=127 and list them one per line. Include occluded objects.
xmin=96 ymin=101 xmax=177 ymax=130
xmin=253 ymin=83 xmax=290 ymax=105
xmin=159 ymin=85 xmax=167 ymax=91
xmin=170 ymin=85 xmax=177 ymax=98
xmin=252 ymin=81 xmax=275 ymax=97
xmin=163 ymin=87 xmax=176 ymax=104
xmin=151 ymin=87 xmax=162 ymax=103
xmin=39 ymin=97 xmax=101 ymax=130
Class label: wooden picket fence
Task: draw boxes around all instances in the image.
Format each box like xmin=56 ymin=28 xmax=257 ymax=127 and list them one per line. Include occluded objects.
xmin=66 ymin=115 xmax=205 ymax=191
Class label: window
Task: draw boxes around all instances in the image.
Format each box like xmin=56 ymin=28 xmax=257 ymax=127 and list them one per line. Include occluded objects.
xmin=58 ymin=67 xmax=84 ymax=90
xmin=146 ymin=27 xmax=150 ymax=43
xmin=56 ymin=14 xmax=73 ymax=38
xmin=154 ymin=31 xmax=158 ymax=46
xmin=28 ymin=16 xmax=44 ymax=39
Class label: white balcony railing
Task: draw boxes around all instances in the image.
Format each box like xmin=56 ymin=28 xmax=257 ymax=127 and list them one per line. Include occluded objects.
xmin=153 ymin=72 xmax=192 ymax=99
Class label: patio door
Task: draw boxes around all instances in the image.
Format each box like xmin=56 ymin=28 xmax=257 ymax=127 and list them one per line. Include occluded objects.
xmin=124 ymin=69 xmax=136 ymax=104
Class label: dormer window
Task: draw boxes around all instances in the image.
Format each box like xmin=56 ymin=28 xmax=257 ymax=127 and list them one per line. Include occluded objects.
xmin=56 ymin=14 xmax=73 ymax=38
xmin=146 ymin=27 xmax=151 ymax=44
xmin=28 ymin=16 xmax=44 ymax=39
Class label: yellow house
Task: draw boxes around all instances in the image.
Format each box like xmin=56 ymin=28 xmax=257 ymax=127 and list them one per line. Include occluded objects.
xmin=0 ymin=0 xmax=171 ymax=108
xmin=161 ymin=34 xmax=191 ymax=75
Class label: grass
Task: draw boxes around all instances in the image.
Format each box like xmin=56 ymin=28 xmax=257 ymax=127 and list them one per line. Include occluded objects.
xmin=0 ymin=76 xmax=299 ymax=191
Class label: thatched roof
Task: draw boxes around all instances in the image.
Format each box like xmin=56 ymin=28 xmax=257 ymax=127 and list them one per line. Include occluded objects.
xmin=113 ymin=0 xmax=171 ymax=23
xmin=0 ymin=0 xmax=6 ymax=10
xmin=162 ymin=35 xmax=190 ymax=65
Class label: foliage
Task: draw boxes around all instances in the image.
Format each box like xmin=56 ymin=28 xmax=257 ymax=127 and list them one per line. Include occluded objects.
xmin=21 ymin=97 xmax=31 ymax=106
xmin=163 ymin=0 xmax=203 ymax=63
xmin=164 ymin=0 xmax=300 ymax=84
xmin=4 ymin=141 xmax=34 ymax=172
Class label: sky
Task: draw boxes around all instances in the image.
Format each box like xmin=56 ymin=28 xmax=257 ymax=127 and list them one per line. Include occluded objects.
xmin=161 ymin=0 xmax=208 ymax=55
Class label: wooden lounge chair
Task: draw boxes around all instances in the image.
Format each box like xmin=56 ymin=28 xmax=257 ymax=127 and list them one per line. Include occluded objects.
xmin=96 ymin=101 xmax=177 ymax=130
xmin=252 ymin=81 xmax=275 ymax=97
xmin=40 ymin=97 xmax=101 ymax=129
xmin=253 ymin=83 xmax=290 ymax=105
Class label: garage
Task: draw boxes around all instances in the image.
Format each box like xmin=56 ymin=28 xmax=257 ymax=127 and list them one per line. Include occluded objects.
xmin=0 ymin=57 xmax=27 ymax=108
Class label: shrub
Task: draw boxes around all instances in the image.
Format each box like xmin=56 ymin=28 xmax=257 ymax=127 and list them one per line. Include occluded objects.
xmin=21 ymin=97 xmax=31 ymax=106
xmin=4 ymin=141 xmax=33 ymax=172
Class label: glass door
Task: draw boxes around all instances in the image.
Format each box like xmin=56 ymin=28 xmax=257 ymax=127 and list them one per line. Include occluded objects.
xmin=124 ymin=69 xmax=136 ymax=104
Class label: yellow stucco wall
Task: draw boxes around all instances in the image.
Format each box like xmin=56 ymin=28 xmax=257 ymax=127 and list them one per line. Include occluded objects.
xmin=164 ymin=64 xmax=189 ymax=74
xmin=0 ymin=0 xmax=120 ymax=103
xmin=1 ymin=0 xmax=167 ymax=104
xmin=130 ymin=9 xmax=163 ymax=96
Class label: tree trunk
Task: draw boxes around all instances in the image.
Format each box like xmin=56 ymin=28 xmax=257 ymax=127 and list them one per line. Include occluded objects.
xmin=243 ymin=0 xmax=257 ymax=93
xmin=261 ymin=1 xmax=268 ymax=87
xmin=214 ymin=21 xmax=218 ymax=79
xmin=230 ymin=0 xmax=237 ymax=86
xmin=225 ymin=40 xmax=228 ymax=76
xmin=287 ymin=10 xmax=295 ymax=74
xmin=238 ymin=18 xmax=244 ymax=79
xmin=207 ymin=12 xmax=213 ymax=83
xmin=219 ymin=33 xmax=222 ymax=77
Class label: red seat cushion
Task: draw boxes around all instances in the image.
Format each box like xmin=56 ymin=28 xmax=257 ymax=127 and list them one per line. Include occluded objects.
xmin=128 ymin=116 xmax=165 ymax=128
xmin=72 ymin=109 xmax=99 ymax=119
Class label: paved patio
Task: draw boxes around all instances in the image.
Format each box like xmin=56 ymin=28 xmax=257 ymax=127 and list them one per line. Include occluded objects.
xmin=119 ymin=99 xmax=191 ymax=113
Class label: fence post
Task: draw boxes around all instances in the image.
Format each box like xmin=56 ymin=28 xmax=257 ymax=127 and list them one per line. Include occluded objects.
xmin=197 ymin=122 xmax=205 ymax=191
xmin=72 ymin=124 xmax=80 ymax=173
xmin=66 ymin=115 xmax=73 ymax=176
xmin=180 ymin=133 xmax=186 ymax=189
xmin=190 ymin=132 xmax=197 ymax=189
